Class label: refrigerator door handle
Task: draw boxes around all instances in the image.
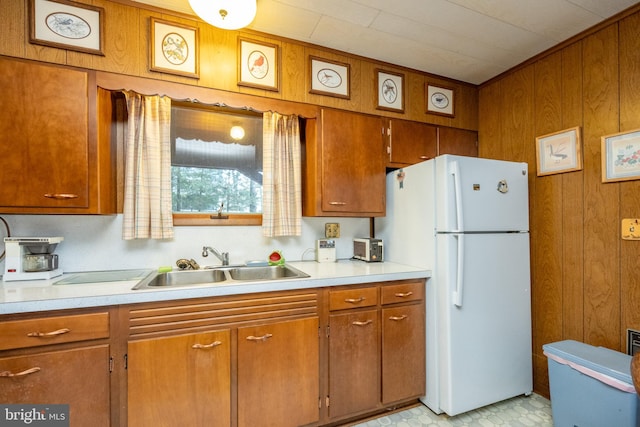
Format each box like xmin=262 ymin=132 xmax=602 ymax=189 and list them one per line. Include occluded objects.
xmin=450 ymin=160 xmax=464 ymax=232
xmin=452 ymin=234 xmax=465 ymax=307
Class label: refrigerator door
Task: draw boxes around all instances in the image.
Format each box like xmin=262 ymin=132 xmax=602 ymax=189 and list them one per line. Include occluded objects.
xmin=435 ymin=155 xmax=529 ymax=232
xmin=436 ymin=232 xmax=532 ymax=416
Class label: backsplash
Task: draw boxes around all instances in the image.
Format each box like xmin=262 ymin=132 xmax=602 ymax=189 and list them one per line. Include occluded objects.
xmin=0 ymin=215 xmax=370 ymax=274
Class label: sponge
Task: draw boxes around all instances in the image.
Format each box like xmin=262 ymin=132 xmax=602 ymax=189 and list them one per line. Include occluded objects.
xmin=158 ymin=266 xmax=173 ymax=273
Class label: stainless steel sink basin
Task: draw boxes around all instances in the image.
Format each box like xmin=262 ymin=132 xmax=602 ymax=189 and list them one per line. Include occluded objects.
xmin=135 ymin=269 xmax=227 ymax=289
xmin=132 ymin=264 xmax=308 ymax=290
xmin=227 ymin=265 xmax=308 ymax=281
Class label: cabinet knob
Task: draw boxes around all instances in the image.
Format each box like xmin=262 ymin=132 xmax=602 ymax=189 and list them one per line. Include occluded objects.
xmin=27 ymin=328 xmax=71 ymax=338
xmin=44 ymin=193 xmax=79 ymax=199
xmin=192 ymin=341 xmax=222 ymax=349
xmin=0 ymin=367 xmax=41 ymax=377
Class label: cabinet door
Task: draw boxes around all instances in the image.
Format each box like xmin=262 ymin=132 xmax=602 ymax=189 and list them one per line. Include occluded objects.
xmin=237 ymin=317 xmax=319 ymax=427
xmin=320 ymin=109 xmax=386 ymax=215
xmin=328 ymin=309 xmax=380 ymax=419
xmin=0 ymin=57 xmax=89 ymax=209
xmin=388 ymin=119 xmax=437 ymax=166
xmin=382 ymin=303 xmax=425 ymax=404
xmin=0 ymin=345 xmax=110 ymax=427
xmin=438 ymin=127 xmax=478 ymax=157
xmin=127 ymin=330 xmax=231 ymax=427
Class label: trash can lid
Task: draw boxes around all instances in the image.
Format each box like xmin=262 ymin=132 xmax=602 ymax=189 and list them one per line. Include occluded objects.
xmin=543 ymin=340 xmax=633 ymax=385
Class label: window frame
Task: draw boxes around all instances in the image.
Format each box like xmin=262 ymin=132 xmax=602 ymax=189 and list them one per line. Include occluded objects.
xmin=170 ymin=101 xmax=264 ymax=226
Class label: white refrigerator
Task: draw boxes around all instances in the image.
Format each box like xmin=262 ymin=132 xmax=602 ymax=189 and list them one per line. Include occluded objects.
xmin=376 ymin=154 xmax=532 ymax=416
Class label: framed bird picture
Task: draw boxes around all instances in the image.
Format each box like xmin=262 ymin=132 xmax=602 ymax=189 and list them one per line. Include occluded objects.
xmin=376 ymin=69 xmax=404 ymax=113
xmin=238 ymin=38 xmax=279 ymax=92
xmin=535 ymin=126 xmax=582 ymax=176
xmin=309 ymin=56 xmax=350 ymax=99
xmin=150 ymin=18 xmax=199 ymax=78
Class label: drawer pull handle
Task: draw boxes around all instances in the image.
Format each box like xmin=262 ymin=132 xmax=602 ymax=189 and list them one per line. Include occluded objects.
xmin=0 ymin=367 xmax=41 ymax=377
xmin=352 ymin=320 xmax=373 ymax=326
xmin=27 ymin=328 xmax=71 ymax=338
xmin=394 ymin=291 xmax=413 ymax=298
xmin=328 ymin=201 xmax=347 ymax=206
xmin=389 ymin=315 xmax=408 ymax=321
xmin=246 ymin=333 xmax=273 ymax=342
xmin=344 ymin=297 xmax=365 ymax=304
xmin=44 ymin=193 xmax=79 ymax=199
xmin=192 ymin=341 xmax=222 ymax=349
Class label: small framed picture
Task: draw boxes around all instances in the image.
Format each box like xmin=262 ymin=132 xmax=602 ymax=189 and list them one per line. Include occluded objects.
xmin=376 ymin=69 xmax=404 ymax=113
xmin=601 ymin=128 xmax=640 ymax=183
xmin=238 ymin=38 xmax=279 ymax=91
xmin=29 ymin=0 xmax=104 ymax=55
xmin=536 ymin=127 xmax=582 ymax=176
xmin=150 ymin=18 xmax=199 ymax=78
xmin=309 ymin=56 xmax=350 ymax=99
xmin=426 ymin=83 xmax=455 ymax=117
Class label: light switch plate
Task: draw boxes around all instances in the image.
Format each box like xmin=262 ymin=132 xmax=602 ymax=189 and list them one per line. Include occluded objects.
xmin=621 ymin=218 xmax=640 ymax=240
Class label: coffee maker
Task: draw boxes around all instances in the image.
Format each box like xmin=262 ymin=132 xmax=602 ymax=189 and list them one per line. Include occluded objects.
xmin=3 ymin=237 xmax=64 ymax=281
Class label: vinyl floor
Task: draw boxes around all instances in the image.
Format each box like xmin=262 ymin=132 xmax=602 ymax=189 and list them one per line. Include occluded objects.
xmin=349 ymin=393 xmax=553 ymax=427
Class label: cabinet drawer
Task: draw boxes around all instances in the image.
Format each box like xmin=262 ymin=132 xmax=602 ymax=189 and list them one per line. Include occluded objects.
xmin=381 ymin=281 xmax=424 ymax=305
xmin=0 ymin=312 xmax=109 ymax=351
xmin=329 ymin=287 xmax=378 ymax=311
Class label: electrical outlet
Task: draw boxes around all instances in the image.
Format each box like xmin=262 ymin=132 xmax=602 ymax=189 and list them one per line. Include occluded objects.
xmin=325 ymin=223 xmax=340 ymax=238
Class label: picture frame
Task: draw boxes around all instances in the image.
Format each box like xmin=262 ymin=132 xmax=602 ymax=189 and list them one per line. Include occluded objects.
xmin=426 ymin=83 xmax=455 ymax=117
xmin=150 ymin=18 xmax=199 ymax=79
xmin=601 ymin=128 xmax=640 ymax=183
xmin=376 ymin=69 xmax=404 ymax=113
xmin=309 ymin=56 xmax=350 ymax=99
xmin=535 ymin=126 xmax=583 ymax=176
xmin=238 ymin=38 xmax=279 ymax=91
xmin=29 ymin=0 xmax=104 ymax=56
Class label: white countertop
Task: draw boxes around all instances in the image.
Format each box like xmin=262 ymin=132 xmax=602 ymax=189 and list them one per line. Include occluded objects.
xmin=0 ymin=260 xmax=430 ymax=315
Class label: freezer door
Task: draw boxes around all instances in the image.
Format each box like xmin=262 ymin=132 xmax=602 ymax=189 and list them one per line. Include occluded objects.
xmin=435 ymin=155 xmax=529 ymax=232
xmin=436 ymin=232 xmax=532 ymax=416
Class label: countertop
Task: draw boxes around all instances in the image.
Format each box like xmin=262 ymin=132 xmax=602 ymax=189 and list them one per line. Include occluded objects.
xmin=0 ymin=260 xmax=430 ymax=315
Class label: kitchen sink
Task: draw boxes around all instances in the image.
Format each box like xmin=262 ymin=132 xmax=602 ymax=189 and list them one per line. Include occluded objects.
xmin=132 ymin=264 xmax=309 ymax=290
xmin=227 ymin=265 xmax=307 ymax=281
xmin=135 ymin=268 xmax=227 ymax=288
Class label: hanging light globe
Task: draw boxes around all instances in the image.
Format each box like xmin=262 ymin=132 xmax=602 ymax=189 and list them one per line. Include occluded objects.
xmin=188 ymin=0 xmax=257 ymax=30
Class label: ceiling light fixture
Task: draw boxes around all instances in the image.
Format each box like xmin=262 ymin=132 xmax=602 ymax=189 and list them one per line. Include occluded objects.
xmin=230 ymin=125 xmax=245 ymax=140
xmin=188 ymin=0 xmax=257 ymax=30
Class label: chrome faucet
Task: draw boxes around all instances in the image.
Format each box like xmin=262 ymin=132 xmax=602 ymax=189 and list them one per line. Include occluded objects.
xmin=202 ymin=246 xmax=229 ymax=266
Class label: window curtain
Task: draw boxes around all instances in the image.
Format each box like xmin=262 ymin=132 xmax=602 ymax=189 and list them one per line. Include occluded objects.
xmin=122 ymin=91 xmax=174 ymax=240
xmin=262 ymin=112 xmax=302 ymax=237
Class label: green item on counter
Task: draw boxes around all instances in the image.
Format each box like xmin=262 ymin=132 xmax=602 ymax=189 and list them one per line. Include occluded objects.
xmin=158 ymin=266 xmax=173 ymax=273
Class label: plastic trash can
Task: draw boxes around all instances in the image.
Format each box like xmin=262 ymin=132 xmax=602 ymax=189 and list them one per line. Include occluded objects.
xmin=543 ymin=340 xmax=639 ymax=427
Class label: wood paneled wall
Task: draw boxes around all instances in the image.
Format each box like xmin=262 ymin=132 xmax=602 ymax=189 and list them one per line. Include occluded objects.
xmin=0 ymin=0 xmax=477 ymax=130
xmin=479 ymin=6 xmax=640 ymax=397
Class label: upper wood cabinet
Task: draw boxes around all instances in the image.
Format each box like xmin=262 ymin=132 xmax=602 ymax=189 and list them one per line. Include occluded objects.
xmin=385 ymin=119 xmax=437 ymax=167
xmin=0 ymin=56 xmax=115 ymax=214
xmin=437 ymin=127 xmax=478 ymax=157
xmin=303 ymin=109 xmax=386 ymax=217
xmin=384 ymin=119 xmax=478 ymax=167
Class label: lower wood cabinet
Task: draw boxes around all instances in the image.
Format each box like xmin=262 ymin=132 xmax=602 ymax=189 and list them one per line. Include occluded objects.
xmin=238 ymin=317 xmax=319 ymax=427
xmin=127 ymin=330 xmax=231 ymax=427
xmin=0 ymin=310 xmax=112 ymax=427
xmin=328 ymin=309 xmax=380 ymax=419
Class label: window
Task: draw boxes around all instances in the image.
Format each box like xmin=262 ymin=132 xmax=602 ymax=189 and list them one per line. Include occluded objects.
xmin=171 ymin=102 xmax=263 ymax=225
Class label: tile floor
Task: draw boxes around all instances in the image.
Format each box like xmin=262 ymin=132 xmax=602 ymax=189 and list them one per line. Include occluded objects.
xmin=349 ymin=394 xmax=553 ymax=427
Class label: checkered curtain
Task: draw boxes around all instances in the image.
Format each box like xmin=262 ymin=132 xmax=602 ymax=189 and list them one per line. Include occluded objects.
xmin=262 ymin=112 xmax=302 ymax=237
xmin=122 ymin=91 xmax=174 ymax=240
